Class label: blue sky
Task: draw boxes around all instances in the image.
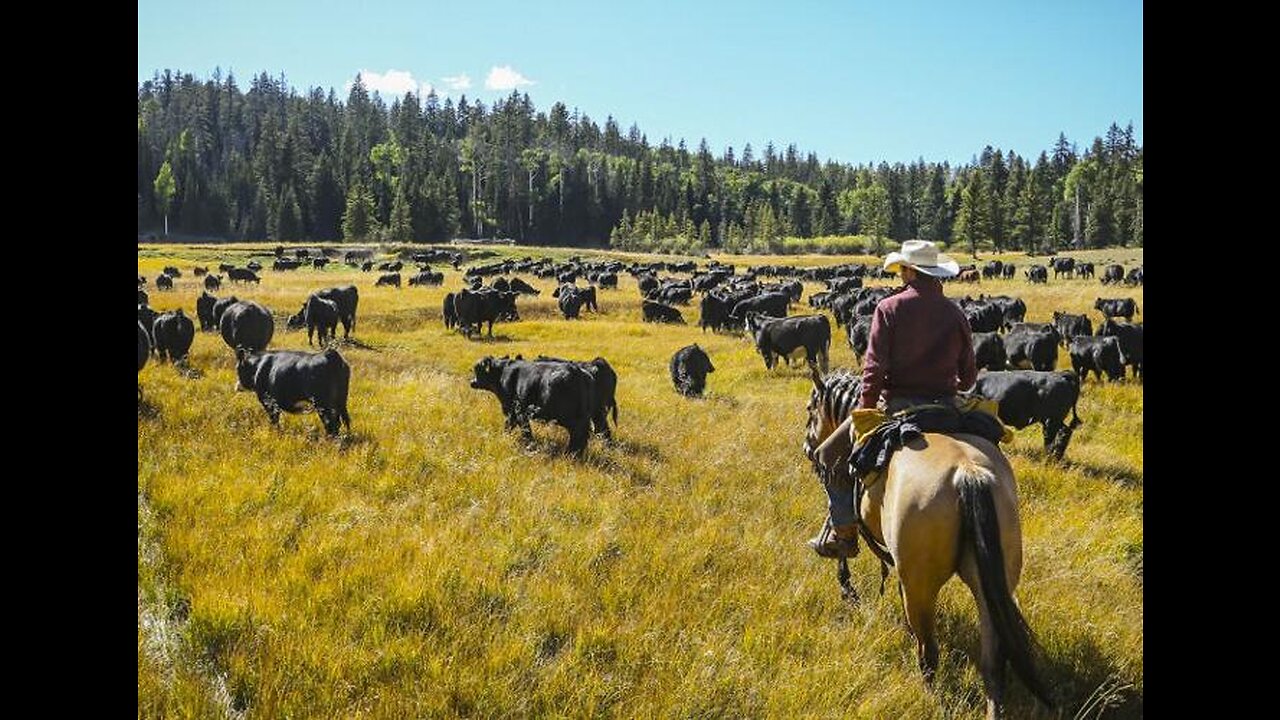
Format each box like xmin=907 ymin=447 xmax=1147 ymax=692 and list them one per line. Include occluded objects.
xmin=137 ymin=0 xmax=1142 ymax=166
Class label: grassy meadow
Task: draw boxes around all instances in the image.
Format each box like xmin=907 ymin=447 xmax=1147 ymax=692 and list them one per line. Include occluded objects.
xmin=138 ymin=243 xmax=1143 ymax=718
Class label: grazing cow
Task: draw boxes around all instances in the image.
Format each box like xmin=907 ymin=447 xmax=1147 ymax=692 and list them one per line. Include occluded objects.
xmin=310 ymin=285 xmax=359 ymax=338
xmin=650 ymin=285 xmax=692 ymax=305
xmin=219 ymin=263 xmax=236 ymax=274
xmin=204 ymin=274 xmax=222 ymax=291
xmin=1000 ymin=263 xmax=1016 ymax=279
xmin=138 ymin=321 xmax=150 ymax=373
xmin=729 ymin=292 xmax=790 ymax=328
xmin=375 ymin=273 xmax=402 ymax=288
xmin=1076 ymin=262 xmax=1095 ymax=280
xmin=442 ymin=292 xmax=458 ymax=329
xmin=294 ymin=249 xmax=310 ymax=259
xmin=227 ymin=268 xmax=261 ymax=284
xmin=192 ymin=266 xmax=208 ymax=277
xmin=1003 ymin=323 xmax=1060 ymax=371
xmin=699 ymin=294 xmax=734 ymax=332
xmin=138 ymin=289 xmax=148 ymax=306
xmin=956 ymin=268 xmax=981 ymax=283
xmin=1069 ymin=336 xmax=1125 ymax=382
xmin=746 ymin=312 xmax=831 ymax=372
xmin=1124 ymin=267 xmax=1144 ymax=286
xmin=578 ymin=286 xmax=599 ymax=312
xmin=247 ymin=261 xmax=263 ymax=272
xmin=469 ymin=356 xmax=595 ymax=455
xmin=408 ymin=270 xmax=444 ymax=286
xmin=508 ymin=277 xmax=540 ymax=295
xmin=1100 ymin=264 xmax=1124 ymax=285
xmin=670 ymin=344 xmax=715 ymax=397
xmin=1097 ymin=318 xmax=1143 ymax=380
xmin=360 ymin=261 xmax=374 ymax=272
xmin=636 ymin=274 xmax=659 ymax=295
xmin=981 ymin=261 xmax=1003 ymax=279
xmin=642 ymin=300 xmax=684 ymax=324
xmin=557 ymin=289 xmax=586 ymax=319
xmin=454 ymin=288 xmax=520 ymax=338
xmin=272 ymin=259 xmax=302 ymax=271
xmin=235 ymin=347 xmax=352 ymax=437
xmin=972 ymin=370 xmax=1083 ymax=460
xmin=846 ymin=315 xmax=873 ymax=366
xmin=1051 ymin=257 xmax=1075 ymax=279
xmin=534 ymin=355 xmax=620 ymax=439
xmin=196 ymin=291 xmax=218 ymax=331
xmin=162 ymin=266 xmax=181 ymax=278
xmin=595 ymin=272 xmax=618 ymax=289
xmin=151 ymin=309 xmax=195 ymax=363
xmin=1025 ymin=265 xmax=1048 ymax=283
xmin=155 ymin=274 xmax=174 ymax=291
xmin=1094 ymin=297 xmax=1139 ymax=321
xmin=961 ymin=301 xmax=1004 ymax=333
xmin=219 ymin=300 xmax=274 ymax=352
xmin=492 ymin=277 xmax=510 ymax=292
xmin=287 ymin=294 xmax=341 ymax=345
xmin=827 ymin=277 xmax=863 ymax=294
xmin=312 ymin=257 xmax=330 ymax=269
xmin=972 ymin=331 xmax=1008 ymax=371
xmin=1052 ymin=311 xmax=1093 ymax=345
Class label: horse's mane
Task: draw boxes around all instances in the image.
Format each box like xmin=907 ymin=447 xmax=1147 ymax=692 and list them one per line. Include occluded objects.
xmin=804 ymin=368 xmax=863 ymax=463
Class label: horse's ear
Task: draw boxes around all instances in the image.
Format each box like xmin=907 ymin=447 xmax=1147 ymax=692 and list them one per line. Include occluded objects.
xmin=810 ymin=366 xmax=824 ymax=392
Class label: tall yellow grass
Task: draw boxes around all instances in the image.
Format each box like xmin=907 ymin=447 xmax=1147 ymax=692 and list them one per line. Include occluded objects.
xmin=139 ymin=244 xmax=1142 ymax=718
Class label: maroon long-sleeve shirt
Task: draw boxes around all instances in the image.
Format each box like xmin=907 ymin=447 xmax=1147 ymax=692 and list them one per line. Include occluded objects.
xmin=857 ymin=275 xmax=978 ymax=409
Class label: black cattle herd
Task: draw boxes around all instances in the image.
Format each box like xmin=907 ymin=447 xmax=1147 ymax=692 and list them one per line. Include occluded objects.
xmin=139 ymin=248 xmax=1142 ymax=459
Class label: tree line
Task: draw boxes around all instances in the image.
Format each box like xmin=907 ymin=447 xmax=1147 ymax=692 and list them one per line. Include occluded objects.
xmin=138 ymin=69 xmax=1142 ymax=253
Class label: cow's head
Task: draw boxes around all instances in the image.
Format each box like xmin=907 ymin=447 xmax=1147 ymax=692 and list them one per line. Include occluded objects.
xmin=233 ymin=346 xmax=261 ymax=392
xmin=286 ymin=303 xmax=307 ymax=329
xmin=470 ymin=356 xmax=505 ymax=393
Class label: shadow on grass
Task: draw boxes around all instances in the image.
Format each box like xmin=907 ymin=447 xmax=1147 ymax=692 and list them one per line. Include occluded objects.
xmin=464 ymin=333 xmax=515 ymax=344
xmin=1062 ymin=458 xmax=1143 ymax=488
xmin=338 ymin=337 xmax=383 ymax=353
xmin=138 ymin=394 xmax=161 ymax=419
xmin=931 ymin=599 xmax=1143 ymax=719
xmin=174 ymin=360 xmax=204 ymax=379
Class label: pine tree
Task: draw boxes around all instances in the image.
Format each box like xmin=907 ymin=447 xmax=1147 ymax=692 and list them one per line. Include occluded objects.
xmin=954 ymin=171 xmax=991 ymax=257
xmin=275 ymin=185 xmax=303 ymax=240
xmin=342 ymin=181 xmax=375 ymax=240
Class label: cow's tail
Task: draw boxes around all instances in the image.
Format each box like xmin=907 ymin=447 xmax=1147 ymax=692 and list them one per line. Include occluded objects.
xmin=955 ymin=468 xmax=1054 ymax=709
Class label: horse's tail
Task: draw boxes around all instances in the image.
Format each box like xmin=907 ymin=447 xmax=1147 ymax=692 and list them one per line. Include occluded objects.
xmin=955 ymin=466 xmax=1054 ymax=709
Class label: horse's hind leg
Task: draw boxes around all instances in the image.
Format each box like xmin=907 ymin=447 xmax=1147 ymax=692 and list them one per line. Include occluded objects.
xmin=960 ymin=558 xmax=1006 ymax=720
xmin=899 ymin=574 xmax=942 ymax=682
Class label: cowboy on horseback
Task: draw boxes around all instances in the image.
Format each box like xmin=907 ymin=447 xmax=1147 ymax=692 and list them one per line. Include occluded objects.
xmin=808 ymin=240 xmax=978 ymax=558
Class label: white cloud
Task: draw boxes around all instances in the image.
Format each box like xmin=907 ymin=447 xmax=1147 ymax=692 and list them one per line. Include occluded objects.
xmin=442 ymin=74 xmax=472 ymax=91
xmin=420 ymin=82 xmax=436 ymax=98
xmin=348 ymin=69 xmax=427 ymax=98
xmin=485 ymin=65 xmax=535 ymax=90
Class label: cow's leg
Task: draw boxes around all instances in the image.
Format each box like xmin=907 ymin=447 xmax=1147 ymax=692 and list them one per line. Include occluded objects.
xmin=258 ymin=393 xmax=282 ymax=425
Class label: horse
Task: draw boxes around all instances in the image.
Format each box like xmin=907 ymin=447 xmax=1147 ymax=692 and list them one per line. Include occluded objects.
xmin=803 ymin=368 xmax=1052 ymax=719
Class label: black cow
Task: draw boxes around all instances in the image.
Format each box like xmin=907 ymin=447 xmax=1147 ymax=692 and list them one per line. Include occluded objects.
xmin=981 ymin=261 xmax=1003 ymax=279
xmin=192 ymin=266 xmax=207 ymax=277
xmin=1100 ymin=264 xmax=1124 ymax=285
xmin=492 ymin=277 xmax=510 ymax=292
xmin=311 ymin=286 xmax=359 ymax=338
xmin=534 ymin=355 xmax=619 ymax=440
xmin=981 ymin=295 xmax=1027 ymax=330
xmin=670 ymin=344 xmax=715 ymax=397
xmin=196 ymin=291 xmax=218 ymax=331
xmin=360 ymin=261 xmax=374 ymax=272
xmin=729 ymin=292 xmax=790 ymax=327
xmin=1001 ymin=263 xmax=1016 ymax=279
xmin=312 ymin=257 xmax=330 ymax=269
xmin=1069 ymin=336 xmax=1125 ymax=382
xmin=138 ymin=275 xmax=147 ymax=287
xmin=155 ymin=274 xmax=174 ymax=291
xmin=846 ymin=315 xmax=873 ymax=366
xmin=1051 ymin=257 xmax=1075 ymax=279
xmin=971 ymin=370 xmax=1083 ymax=460
xmin=227 ymin=268 xmax=260 ymax=284
xmin=247 ymin=261 xmax=263 ymax=272
xmin=443 ymin=292 xmax=458 ymax=329
xmin=508 ymin=277 xmax=540 ymax=295
xmin=137 ymin=304 xmax=159 ymax=344
xmin=699 ymin=294 xmax=733 ymax=332
xmin=650 ymin=285 xmax=692 ymax=305
xmin=642 ymin=300 xmax=684 ymax=324
xmin=469 ymin=356 xmax=595 ymax=455
xmin=557 ymin=289 xmax=586 ymax=319
xmin=1003 ymin=323 xmax=1060 ymax=371
xmin=408 ymin=270 xmax=444 ymax=286
xmin=1025 ymin=265 xmax=1048 ymax=283
xmin=211 ymin=295 xmax=240 ymax=329
xmin=203 ymin=274 xmax=221 ymax=291
xmin=1094 ymin=297 xmax=1139 ymax=321
xmin=235 ymin=347 xmax=351 ymax=437
xmin=138 ymin=289 xmax=148 ymax=306
xmin=594 ymin=272 xmax=618 ymax=289
xmin=219 ymin=263 xmax=236 ymax=274
xmin=746 ymin=313 xmax=831 ymax=372
xmin=972 ymin=331 xmax=1008 ymax=371
xmin=454 ymin=288 xmax=519 ymax=338
xmin=1076 ymin=262 xmax=1095 ymax=280
xmin=578 ymin=286 xmax=598 ymax=312
xmin=375 ymin=273 xmax=402 ymax=288
xmin=273 ymin=259 xmax=302 ymax=272
xmin=162 ymin=266 xmax=181 ymax=278
xmin=219 ymin=300 xmax=274 ymax=351
xmin=1052 ymin=311 xmax=1093 ymax=345
xmin=1097 ymin=318 xmax=1143 ymax=380
xmin=151 ymin=309 xmax=195 ymax=363
xmin=962 ymin=301 xmax=1004 ymax=333
xmin=827 ymin=277 xmax=863 ymax=294
xmin=287 ymin=294 xmax=340 ymax=345
xmin=1124 ymin=267 xmax=1144 ymax=286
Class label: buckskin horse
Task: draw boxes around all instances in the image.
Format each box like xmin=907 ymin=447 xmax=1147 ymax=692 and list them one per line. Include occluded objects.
xmin=803 ymin=368 xmax=1053 ymax=719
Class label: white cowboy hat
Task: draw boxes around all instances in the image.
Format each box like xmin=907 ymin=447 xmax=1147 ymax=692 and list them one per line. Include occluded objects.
xmin=882 ymin=240 xmax=960 ymax=278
